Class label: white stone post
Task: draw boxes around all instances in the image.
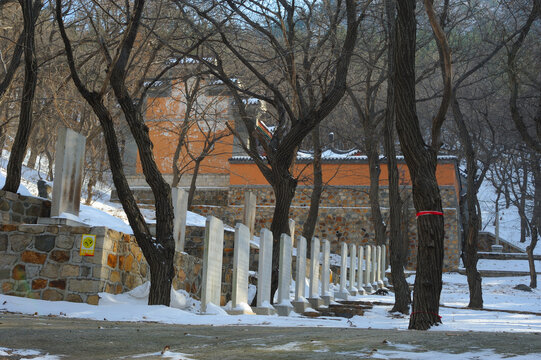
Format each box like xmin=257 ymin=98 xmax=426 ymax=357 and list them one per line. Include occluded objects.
xmin=364 ymin=245 xmax=373 ymax=293
xmin=381 ymin=244 xmax=390 ymax=287
xmin=201 ymin=216 xmax=224 ymax=313
xmin=50 ymin=127 xmax=86 ymax=219
xmin=357 ymin=245 xmax=366 ymax=295
xmin=243 ymin=192 xmax=257 ymax=238
xmin=254 ymin=228 xmax=276 ymax=315
xmin=377 ymin=245 xmax=384 ymax=288
xmin=275 ymin=233 xmax=294 ymax=316
xmin=172 ymin=187 xmax=188 ymax=252
xmin=229 ymin=223 xmax=254 ymax=315
xmin=293 ymin=236 xmax=309 ymax=313
xmin=289 ymin=219 xmax=295 ymax=245
xmin=308 ymin=237 xmax=323 ymax=308
xmin=348 ymin=243 xmax=358 ymax=296
xmin=336 ymin=242 xmax=349 ymax=300
xmin=321 ymin=239 xmax=333 ymax=305
xmin=371 ymin=245 xmax=378 ymax=288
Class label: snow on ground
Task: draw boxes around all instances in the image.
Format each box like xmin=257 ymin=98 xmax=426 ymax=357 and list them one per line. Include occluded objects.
xmin=478 ymin=181 xmax=540 ymax=255
xmin=1 ymin=273 xmax=540 ymax=334
xmin=473 ymin=259 xmax=541 ymax=272
xmin=0 ymin=153 xmax=209 ymax=234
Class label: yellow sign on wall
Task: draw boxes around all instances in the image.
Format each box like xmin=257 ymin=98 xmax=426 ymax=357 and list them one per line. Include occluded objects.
xmin=80 ymin=234 xmax=96 ymax=256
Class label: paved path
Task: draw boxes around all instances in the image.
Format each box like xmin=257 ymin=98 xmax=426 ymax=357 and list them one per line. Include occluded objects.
xmin=1 ymin=312 xmax=541 ymax=359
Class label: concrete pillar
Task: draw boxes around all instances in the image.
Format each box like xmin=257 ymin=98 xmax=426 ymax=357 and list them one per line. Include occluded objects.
xmin=50 ymin=127 xmax=86 ymax=218
xmin=348 ymin=243 xmax=358 ymax=296
xmin=172 ymin=187 xmax=188 ymax=252
xmin=321 ymin=239 xmax=333 ymax=305
xmin=377 ymin=245 xmax=384 ymax=288
xmin=275 ymin=233 xmax=294 ymax=316
xmin=308 ymin=237 xmax=323 ymax=308
xmin=243 ymin=192 xmax=257 ymax=238
xmin=293 ymin=236 xmax=310 ymax=313
xmin=364 ymin=245 xmax=373 ymax=293
xmin=357 ymin=245 xmax=366 ymax=295
xmin=289 ymin=219 xmax=295 ymax=244
xmin=371 ymin=245 xmax=378 ymax=288
xmin=229 ymin=223 xmax=254 ymax=315
xmin=336 ymin=242 xmax=349 ymax=300
xmin=201 ymin=216 xmax=224 ymax=313
xmin=381 ymin=245 xmax=389 ymax=287
xmin=254 ymin=228 xmax=276 ymax=315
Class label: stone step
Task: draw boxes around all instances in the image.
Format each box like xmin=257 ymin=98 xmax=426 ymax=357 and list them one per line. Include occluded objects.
xmin=477 ymin=252 xmax=541 ymax=260
xmin=302 ymin=301 xmax=373 ymax=318
xmin=458 ymin=269 xmax=541 ymax=277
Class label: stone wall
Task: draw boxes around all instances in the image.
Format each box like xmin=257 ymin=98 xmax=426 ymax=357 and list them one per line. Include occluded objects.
xmin=478 ymin=232 xmax=524 ymax=253
xmin=191 ymin=184 xmax=462 ymax=272
xmin=0 ymin=190 xmax=50 ymax=224
xmin=0 ymin=223 xmax=203 ymax=304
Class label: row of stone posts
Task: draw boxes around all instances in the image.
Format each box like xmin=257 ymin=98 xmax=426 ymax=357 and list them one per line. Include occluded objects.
xmin=199 ymin=214 xmax=389 ymax=316
xmin=336 ymin=243 xmax=388 ymax=299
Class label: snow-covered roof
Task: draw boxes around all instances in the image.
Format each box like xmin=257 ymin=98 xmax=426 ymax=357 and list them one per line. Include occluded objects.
xmin=242 ymin=98 xmax=260 ymax=105
xmin=230 ymin=150 xmax=457 ymax=163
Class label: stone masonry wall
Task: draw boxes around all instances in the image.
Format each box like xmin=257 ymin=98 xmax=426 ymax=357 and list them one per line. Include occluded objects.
xmin=0 ymin=223 xmax=203 ymax=304
xmin=191 ymin=185 xmax=462 ymax=272
xmin=478 ymin=232 xmax=524 ymax=253
xmin=0 ymin=190 xmax=50 ymax=225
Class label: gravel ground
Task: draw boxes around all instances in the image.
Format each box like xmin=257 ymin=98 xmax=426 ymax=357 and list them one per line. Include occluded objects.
xmin=1 ymin=312 xmax=541 ymax=359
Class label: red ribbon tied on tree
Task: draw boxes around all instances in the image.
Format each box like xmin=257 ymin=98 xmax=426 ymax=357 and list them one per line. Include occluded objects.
xmin=416 ymin=211 xmax=444 ymax=218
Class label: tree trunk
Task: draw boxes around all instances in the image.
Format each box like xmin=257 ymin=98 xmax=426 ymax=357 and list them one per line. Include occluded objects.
xmin=2 ymin=0 xmax=40 ymax=193
xmin=385 ymin=0 xmax=410 ymax=315
xmin=367 ymin=139 xmax=386 ymax=245
xmin=395 ymin=0 xmax=445 ymax=330
xmin=526 ymin=227 xmax=537 ymax=289
xmin=528 ymin=162 xmax=540 ymax=288
xmin=270 ymin=172 xmax=297 ymax=304
xmin=302 ymin=124 xmax=323 ymax=256
xmin=44 ymin=149 xmax=53 ymax=181
xmin=187 ymin=158 xmax=201 ymax=209
xmin=85 ymin=174 xmax=97 ymax=205
xmin=26 ymin=146 xmax=39 ymax=169
xmin=451 ymin=92 xmax=483 ymax=309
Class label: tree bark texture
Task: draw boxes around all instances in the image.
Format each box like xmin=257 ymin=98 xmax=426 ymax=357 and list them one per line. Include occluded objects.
xmin=394 ymin=0 xmax=445 ymax=330
xmin=385 ymin=0 xmax=411 ymax=315
xmin=527 ymin=162 xmax=540 ymax=288
xmin=2 ymin=0 xmax=41 ymax=193
xmin=451 ymin=92 xmax=483 ymax=308
xmin=302 ymin=124 xmax=323 ymax=257
xmin=367 ymin=138 xmax=386 ymax=246
xmin=269 ymin=168 xmax=297 ymax=303
xmin=187 ymin=158 xmax=201 ymax=209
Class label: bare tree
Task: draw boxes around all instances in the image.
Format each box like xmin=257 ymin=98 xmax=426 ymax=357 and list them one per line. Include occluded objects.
xmin=504 ymin=0 xmax=540 ymax=288
xmin=2 ymin=0 xmax=41 ymax=193
xmin=55 ymin=0 xmax=200 ymax=305
xmin=384 ymin=0 xmax=410 ymax=315
xmin=180 ymin=0 xmax=366 ymax=300
xmin=394 ymin=0 xmax=452 ymax=330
